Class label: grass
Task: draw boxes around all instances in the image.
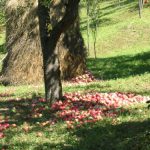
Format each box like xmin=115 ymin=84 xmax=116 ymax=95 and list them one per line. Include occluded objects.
xmin=0 ymin=99 xmax=149 ymax=150
xmin=0 ymin=0 xmax=150 ymax=149
xmin=64 ymin=73 xmax=150 ymax=95
xmin=81 ymin=0 xmax=150 ymax=58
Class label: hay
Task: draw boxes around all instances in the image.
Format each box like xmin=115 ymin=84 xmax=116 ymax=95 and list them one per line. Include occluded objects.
xmin=1 ymin=0 xmax=86 ymax=85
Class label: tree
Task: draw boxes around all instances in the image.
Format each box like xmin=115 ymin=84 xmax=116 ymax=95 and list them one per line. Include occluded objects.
xmin=1 ymin=0 xmax=86 ymax=85
xmin=138 ymin=0 xmax=149 ymax=18
xmin=139 ymin=0 xmax=143 ymax=18
xmin=1 ymin=0 xmax=83 ymax=104
xmin=38 ymin=0 xmax=81 ymax=103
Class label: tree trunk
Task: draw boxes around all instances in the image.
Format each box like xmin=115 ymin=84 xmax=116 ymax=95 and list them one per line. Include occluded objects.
xmin=139 ymin=0 xmax=143 ymax=18
xmin=38 ymin=1 xmax=62 ymax=103
xmin=1 ymin=0 xmax=86 ymax=85
xmin=38 ymin=0 xmax=80 ymax=102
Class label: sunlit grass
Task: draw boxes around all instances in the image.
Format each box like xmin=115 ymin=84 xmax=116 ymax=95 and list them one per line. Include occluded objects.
xmin=81 ymin=0 xmax=150 ymax=58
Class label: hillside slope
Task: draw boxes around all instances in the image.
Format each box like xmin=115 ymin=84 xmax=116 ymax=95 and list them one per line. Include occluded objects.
xmin=80 ymin=0 xmax=150 ymax=58
xmin=79 ymin=0 xmax=150 ymax=95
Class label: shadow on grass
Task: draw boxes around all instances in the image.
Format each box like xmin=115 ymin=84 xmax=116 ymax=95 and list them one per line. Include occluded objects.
xmin=0 ymin=97 xmax=54 ymax=126
xmin=101 ymin=0 xmax=137 ymax=11
xmin=64 ymin=119 xmax=150 ymax=150
xmin=4 ymin=119 xmax=150 ymax=150
xmin=87 ymin=51 xmax=150 ymax=80
xmin=0 ymin=44 xmax=6 ymax=54
xmin=0 ymin=94 xmax=149 ymax=150
xmin=80 ymin=17 xmax=119 ymax=31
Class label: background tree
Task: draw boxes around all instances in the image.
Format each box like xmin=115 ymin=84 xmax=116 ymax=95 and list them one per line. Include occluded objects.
xmin=139 ymin=0 xmax=143 ymax=18
xmin=1 ymin=0 xmax=86 ymax=85
xmin=84 ymin=0 xmax=100 ymax=58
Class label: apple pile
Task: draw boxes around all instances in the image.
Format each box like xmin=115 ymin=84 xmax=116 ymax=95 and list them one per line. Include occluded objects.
xmin=0 ymin=122 xmax=10 ymax=139
xmin=30 ymin=92 xmax=148 ymax=129
xmin=50 ymin=92 xmax=148 ymax=128
xmin=70 ymin=70 xmax=95 ymax=83
xmin=0 ymin=93 xmax=14 ymax=97
xmin=0 ymin=92 xmax=148 ymax=138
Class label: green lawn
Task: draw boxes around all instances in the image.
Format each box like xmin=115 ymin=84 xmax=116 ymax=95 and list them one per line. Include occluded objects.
xmin=0 ymin=0 xmax=150 ymax=149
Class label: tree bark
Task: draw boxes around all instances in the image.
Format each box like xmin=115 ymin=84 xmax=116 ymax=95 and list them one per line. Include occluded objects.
xmin=38 ymin=0 xmax=80 ymax=103
xmin=139 ymin=0 xmax=143 ymax=18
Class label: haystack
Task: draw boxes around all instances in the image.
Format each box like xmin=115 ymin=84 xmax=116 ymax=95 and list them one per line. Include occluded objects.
xmin=1 ymin=0 xmax=86 ymax=85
